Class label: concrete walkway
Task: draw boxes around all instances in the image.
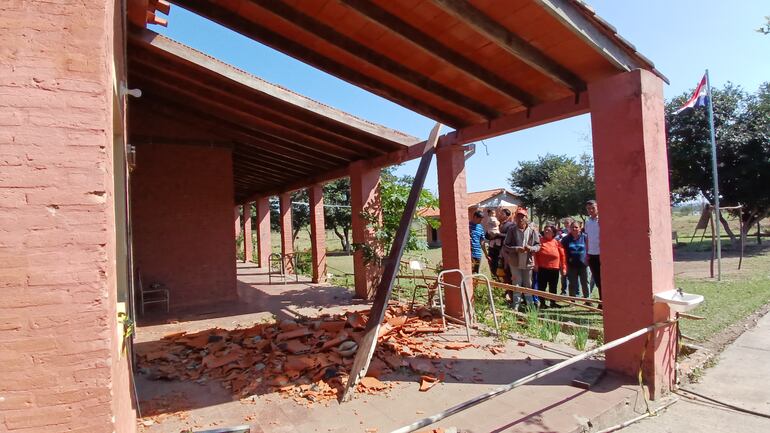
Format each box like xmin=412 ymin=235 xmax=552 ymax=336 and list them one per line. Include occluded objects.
xmin=624 ymin=311 xmax=770 ymax=433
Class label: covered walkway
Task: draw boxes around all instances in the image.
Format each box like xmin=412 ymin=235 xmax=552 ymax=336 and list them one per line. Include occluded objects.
xmin=128 ymin=0 xmax=679 ymax=407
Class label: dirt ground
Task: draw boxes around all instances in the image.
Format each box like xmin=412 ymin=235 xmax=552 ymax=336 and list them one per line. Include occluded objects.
xmin=673 ymin=242 xmax=769 ymax=279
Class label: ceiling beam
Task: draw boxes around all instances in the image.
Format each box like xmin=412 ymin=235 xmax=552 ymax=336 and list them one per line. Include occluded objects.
xmin=170 ymin=0 xmax=469 ymax=127
xmin=129 ymin=44 xmax=402 ymax=155
xmin=229 ymin=152 xmax=299 ymax=179
xmin=130 ymin=72 xmax=361 ymax=162
xmin=431 ymin=0 xmax=586 ymax=92
xmin=255 ymin=0 xmax=500 ymax=120
xmin=130 ymin=27 xmax=419 ymax=146
xmin=339 ymin=0 xmax=536 ymax=107
xmin=129 ymin=63 xmax=370 ymax=160
xmin=232 ymin=149 xmax=311 ymax=178
xmin=130 ymin=136 xmax=233 ymax=148
xmin=440 ymin=92 xmax=590 ymax=146
xmin=132 ymin=97 xmax=341 ymax=170
xmin=248 ymin=92 xmax=590 ymax=198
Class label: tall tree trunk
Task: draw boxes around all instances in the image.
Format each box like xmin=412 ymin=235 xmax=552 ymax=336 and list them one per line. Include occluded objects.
xmin=740 ymin=209 xmax=764 ymax=247
xmin=718 ymin=213 xmax=737 ymax=245
xmin=292 ymin=226 xmax=301 ymax=243
xmin=343 ymin=228 xmax=351 ymax=254
xmin=333 ymin=226 xmax=346 ymax=252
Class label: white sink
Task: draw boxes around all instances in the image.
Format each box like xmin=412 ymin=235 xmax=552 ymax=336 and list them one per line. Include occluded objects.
xmin=654 ymin=289 xmax=704 ymax=313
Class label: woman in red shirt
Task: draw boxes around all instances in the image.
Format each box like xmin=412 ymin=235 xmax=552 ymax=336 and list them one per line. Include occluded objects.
xmin=535 ymin=225 xmax=566 ymax=308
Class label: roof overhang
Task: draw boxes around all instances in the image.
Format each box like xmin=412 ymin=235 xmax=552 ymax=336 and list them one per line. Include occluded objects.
xmin=165 ymin=0 xmax=665 ymax=131
xmin=127 ymin=28 xmax=420 ymax=202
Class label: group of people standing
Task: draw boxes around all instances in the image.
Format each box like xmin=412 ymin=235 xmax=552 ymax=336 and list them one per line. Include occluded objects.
xmin=469 ymin=200 xmax=602 ymax=311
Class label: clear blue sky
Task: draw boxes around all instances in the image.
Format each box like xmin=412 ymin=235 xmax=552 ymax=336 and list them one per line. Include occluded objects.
xmin=151 ymin=1 xmax=770 ymax=195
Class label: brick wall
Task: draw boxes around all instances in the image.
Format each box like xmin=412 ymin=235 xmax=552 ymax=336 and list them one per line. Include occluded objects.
xmin=0 ymin=1 xmax=135 ymax=432
xmin=130 ymin=143 xmax=237 ymax=310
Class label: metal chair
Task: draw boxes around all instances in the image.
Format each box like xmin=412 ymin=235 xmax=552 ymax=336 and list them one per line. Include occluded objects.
xmin=268 ymin=252 xmax=299 ymax=284
xmin=463 ymin=273 xmax=501 ymax=337
xmin=136 ymin=268 xmax=169 ymax=315
xmin=407 ymin=260 xmax=436 ymax=308
xmin=436 ymin=269 xmax=474 ymax=342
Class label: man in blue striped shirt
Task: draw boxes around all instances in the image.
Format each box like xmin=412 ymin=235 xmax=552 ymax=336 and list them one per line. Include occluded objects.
xmin=469 ymin=210 xmax=485 ymax=274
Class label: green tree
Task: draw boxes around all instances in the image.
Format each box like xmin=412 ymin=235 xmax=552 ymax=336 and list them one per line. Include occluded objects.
xmin=534 ymin=154 xmax=595 ymax=222
xmin=291 ymin=189 xmax=310 ymax=242
xmin=666 ymin=82 xmax=770 ymax=243
xmin=267 ymin=190 xmax=311 ymax=243
xmin=356 ymin=166 xmax=439 ymax=263
xmin=509 ymin=154 xmax=595 ymax=224
xmin=323 ymin=178 xmax=353 ymax=253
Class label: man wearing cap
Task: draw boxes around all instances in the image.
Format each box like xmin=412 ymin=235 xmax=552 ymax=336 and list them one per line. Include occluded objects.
xmin=502 ymin=208 xmax=540 ymax=310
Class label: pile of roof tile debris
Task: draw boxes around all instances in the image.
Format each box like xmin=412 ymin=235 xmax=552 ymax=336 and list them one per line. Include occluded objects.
xmin=137 ymin=304 xmax=476 ymax=405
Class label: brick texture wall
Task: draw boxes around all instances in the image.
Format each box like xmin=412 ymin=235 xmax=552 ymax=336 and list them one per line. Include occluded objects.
xmin=0 ymin=1 xmax=136 ymax=432
xmin=130 ymin=143 xmax=237 ymax=310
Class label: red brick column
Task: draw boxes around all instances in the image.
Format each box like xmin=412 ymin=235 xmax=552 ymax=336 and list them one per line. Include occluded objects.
xmin=0 ymin=1 xmax=135 ymax=431
xmin=308 ymin=184 xmax=327 ymax=283
xmin=256 ymin=196 xmax=271 ymax=268
xmin=279 ymin=192 xmax=294 ymax=273
xmin=242 ymin=202 xmax=253 ymax=263
xmin=350 ymin=161 xmax=382 ymax=299
xmin=436 ymin=145 xmax=472 ymax=318
xmin=589 ymin=69 xmax=676 ymax=398
xmin=234 ymin=206 xmax=241 ymax=240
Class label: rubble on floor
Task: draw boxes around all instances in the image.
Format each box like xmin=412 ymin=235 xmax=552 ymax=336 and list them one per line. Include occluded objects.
xmin=136 ymin=304 xmax=476 ymax=408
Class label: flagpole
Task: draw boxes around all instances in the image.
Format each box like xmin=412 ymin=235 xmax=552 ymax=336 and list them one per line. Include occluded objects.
xmin=705 ymin=69 xmax=722 ymax=281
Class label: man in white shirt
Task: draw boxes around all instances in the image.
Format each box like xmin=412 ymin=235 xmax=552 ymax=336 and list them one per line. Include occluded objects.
xmin=584 ymin=200 xmax=602 ymax=301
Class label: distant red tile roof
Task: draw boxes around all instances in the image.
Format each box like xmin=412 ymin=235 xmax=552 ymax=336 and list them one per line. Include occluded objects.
xmin=418 ymin=188 xmax=519 ymax=218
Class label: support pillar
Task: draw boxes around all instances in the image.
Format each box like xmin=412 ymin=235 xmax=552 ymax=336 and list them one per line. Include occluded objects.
xmin=589 ymin=69 xmax=676 ymax=398
xmin=350 ymin=161 xmax=382 ymax=299
xmin=242 ymin=202 xmax=253 ymax=263
xmin=308 ymin=184 xmax=327 ymax=283
xmin=256 ymin=196 xmax=271 ymax=268
xmin=234 ymin=206 xmax=241 ymax=240
xmin=279 ymin=192 xmax=294 ymax=273
xmin=436 ymin=145 xmax=472 ymax=317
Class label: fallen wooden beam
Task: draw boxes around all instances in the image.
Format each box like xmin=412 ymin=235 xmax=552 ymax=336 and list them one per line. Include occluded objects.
xmin=340 ymin=123 xmax=442 ymax=403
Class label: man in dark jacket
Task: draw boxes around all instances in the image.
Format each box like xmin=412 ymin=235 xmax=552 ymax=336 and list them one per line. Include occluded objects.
xmin=502 ymin=208 xmax=540 ymax=310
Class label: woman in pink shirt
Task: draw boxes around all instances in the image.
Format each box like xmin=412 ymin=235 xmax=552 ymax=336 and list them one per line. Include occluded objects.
xmin=534 ymin=225 xmax=567 ymax=308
